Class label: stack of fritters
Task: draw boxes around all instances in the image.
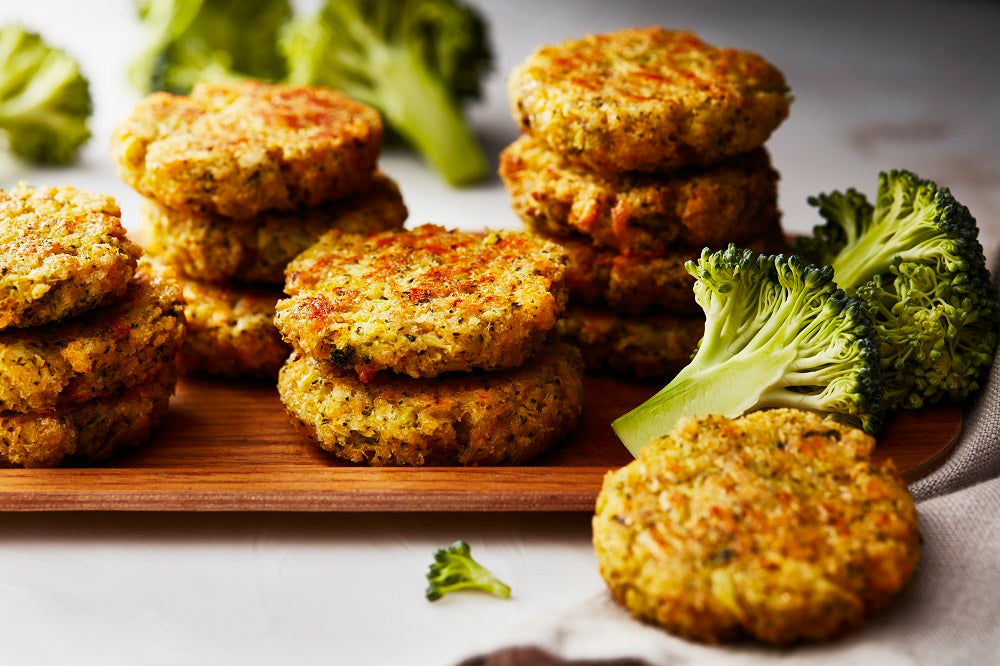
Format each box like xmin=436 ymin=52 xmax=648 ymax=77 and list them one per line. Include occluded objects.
xmin=111 ymin=80 xmax=407 ymax=379
xmin=501 ymin=27 xmax=792 ymax=379
xmin=274 ymin=224 xmax=585 ymax=466
xmin=0 ymin=184 xmax=185 ymax=467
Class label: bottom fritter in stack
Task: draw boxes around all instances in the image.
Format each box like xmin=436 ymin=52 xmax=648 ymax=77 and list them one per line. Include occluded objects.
xmin=273 ymin=224 xmax=585 ymax=465
xmin=0 ymin=184 xmax=184 ymax=467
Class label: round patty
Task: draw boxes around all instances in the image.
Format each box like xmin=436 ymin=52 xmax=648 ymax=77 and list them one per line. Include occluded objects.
xmin=276 ymin=224 xmax=569 ymax=380
xmin=278 ymin=341 xmax=584 ymax=465
xmin=501 ymin=136 xmax=781 ymax=253
xmin=593 ymin=408 xmax=920 ymax=645
xmin=557 ymin=306 xmax=704 ymax=380
xmin=111 ymin=80 xmax=383 ymax=219
xmin=0 ymin=261 xmax=185 ymax=413
xmin=0 ymin=366 xmax=176 ymax=468
xmin=142 ymin=172 xmax=407 ymax=284
xmin=543 ymin=224 xmax=787 ymax=316
xmin=176 ymin=275 xmax=289 ymax=379
xmin=0 ymin=183 xmax=142 ymax=330
xmin=508 ymin=27 xmax=790 ymax=174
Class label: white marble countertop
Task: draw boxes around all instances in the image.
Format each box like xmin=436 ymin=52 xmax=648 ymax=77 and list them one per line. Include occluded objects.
xmin=0 ymin=2 xmax=997 ymax=664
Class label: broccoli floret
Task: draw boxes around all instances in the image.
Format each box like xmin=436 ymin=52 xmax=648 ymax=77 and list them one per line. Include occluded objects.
xmin=794 ymin=170 xmax=1000 ymax=410
xmin=425 ymin=540 xmax=511 ymax=601
xmin=129 ymin=0 xmax=292 ymax=94
xmin=612 ymin=246 xmax=883 ymax=457
xmin=0 ymin=25 xmax=92 ymax=164
xmin=280 ymin=0 xmax=493 ymax=186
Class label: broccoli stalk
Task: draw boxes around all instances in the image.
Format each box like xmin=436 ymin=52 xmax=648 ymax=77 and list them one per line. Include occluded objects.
xmin=612 ymin=246 xmax=883 ymax=457
xmin=425 ymin=540 xmax=511 ymax=601
xmin=280 ymin=0 xmax=492 ymax=186
xmin=0 ymin=25 xmax=92 ymax=164
xmin=794 ymin=170 xmax=1000 ymax=409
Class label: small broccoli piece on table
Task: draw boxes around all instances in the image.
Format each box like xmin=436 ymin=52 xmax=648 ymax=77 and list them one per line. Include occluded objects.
xmin=280 ymin=0 xmax=493 ymax=186
xmin=0 ymin=24 xmax=92 ymax=164
xmin=425 ymin=540 xmax=511 ymax=601
xmin=794 ymin=170 xmax=1000 ymax=410
xmin=129 ymin=0 xmax=292 ymax=94
xmin=612 ymin=246 xmax=883 ymax=457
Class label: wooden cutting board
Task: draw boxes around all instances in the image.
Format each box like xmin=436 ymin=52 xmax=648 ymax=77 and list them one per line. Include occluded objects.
xmin=0 ymin=375 xmax=961 ymax=512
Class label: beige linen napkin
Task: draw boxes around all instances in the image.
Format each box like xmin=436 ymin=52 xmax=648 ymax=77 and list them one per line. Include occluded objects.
xmin=459 ymin=251 xmax=1000 ymax=666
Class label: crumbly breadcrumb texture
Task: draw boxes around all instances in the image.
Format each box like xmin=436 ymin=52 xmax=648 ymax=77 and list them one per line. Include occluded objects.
xmin=508 ymin=27 xmax=790 ymax=173
xmin=0 ymin=366 xmax=177 ymax=468
xmin=276 ymin=224 xmax=569 ymax=380
xmin=593 ymin=409 xmax=920 ymax=645
xmin=557 ymin=306 xmax=704 ymax=380
xmin=142 ymin=172 xmax=407 ymax=284
xmin=111 ymin=80 xmax=383 ymax=218
xmin=0 ymin=261 xmax=185 ymax=412
xmin=176 ymin=276 xmax=289 ymax=379
xmin=501 ymin=136 xmax=782 ymax=252
xmin=278 ymin=341 xmax=584 ymax=465
xmin=0 ymin=183 xmax=142 ymax=329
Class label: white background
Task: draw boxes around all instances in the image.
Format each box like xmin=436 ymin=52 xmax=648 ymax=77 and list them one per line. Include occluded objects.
xmin=0 ymin=2 xmax=998 ymax=664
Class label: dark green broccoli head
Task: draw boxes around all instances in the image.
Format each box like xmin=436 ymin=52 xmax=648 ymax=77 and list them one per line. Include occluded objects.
xmin=425 ymin=540 xmax=511 ymax=601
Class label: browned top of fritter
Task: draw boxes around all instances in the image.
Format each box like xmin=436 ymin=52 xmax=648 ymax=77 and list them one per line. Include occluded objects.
xmin=111 ymin=80 xmax=384 ymax=218
xmin=593 ymin=408 xmax=920 ymax=645
xmin=509 ymin=27 xmax=791 ymax=173
xmin=0 ymin=183 xmax=141 ymax=329
xmin=276 ymin=224 xmax=568 ymax=380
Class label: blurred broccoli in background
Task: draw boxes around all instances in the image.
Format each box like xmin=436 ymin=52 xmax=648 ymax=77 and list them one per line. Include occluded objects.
xmin=280 ymin=0 xmax=493 ymax=186
xmin=128 ymin=0 xmax=291 ymax=94
xmin=0 ymin=24 xmax=92 ymax=165
xmin=127 ymin=0 xmax=493 ymax=186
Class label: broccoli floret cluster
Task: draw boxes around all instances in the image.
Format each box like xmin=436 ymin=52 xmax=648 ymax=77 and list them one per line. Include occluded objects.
xmin=795 ymin=170 xmax=999 ymax=410
xmin=425 ymin=540 xmax=511 ymax=602
xmin=0 ymin=24 xmax=92 ymax=164
xmin=613 ymin=245 xmax=883 ymax=457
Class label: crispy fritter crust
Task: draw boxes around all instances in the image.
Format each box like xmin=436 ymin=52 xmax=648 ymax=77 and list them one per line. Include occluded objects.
xmin=557 ymin=306 xmax=703 ymax=380
xmin=508 ymin=27 xmax=790 ymax=173
xmin=0 ymin=184 xmax=142 ymax=329
xmin=0 ymin=262 xmax=185 ymax=412
xmin=276 ymin=224 xmax=569 ymax=380
xmin=0 ymin=366 xmax=176 ymax=468
xmin=278 ymin=341 xmax=584 ymax=465
xmin=501 ymin=136 xmax=781 ymax=253
xmin=176 ymin=276 xmax=289 ymax=379
xmin=593 ymin=409 xmax=921 ymax=645
xmin=111 ymin=81 xmax=383 ymax=218
xmin=544 ymin=225 xmax=787 ymax=316
xmin=143 ymin=172 xmax=407 ymax=284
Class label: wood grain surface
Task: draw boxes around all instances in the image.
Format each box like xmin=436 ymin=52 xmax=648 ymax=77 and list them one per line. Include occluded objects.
xmin=0 ymin=375 xmax=961 ymax=512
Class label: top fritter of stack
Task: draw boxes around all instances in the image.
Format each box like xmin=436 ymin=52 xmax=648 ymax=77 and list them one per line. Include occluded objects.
xmin=110 ymin=80 xmax=384 ymax=219
xmin=507 ymin=26 xmax=791 ymax=175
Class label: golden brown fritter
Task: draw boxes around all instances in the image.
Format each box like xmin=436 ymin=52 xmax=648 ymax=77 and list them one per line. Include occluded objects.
xmin=508 ymin=27 xmax=790 ymax=173
xmin=0 ymin=366 xmax=177 ymax=468
xmin=111 ymin=80 xmax=383 ymax=219
xmin=278 ymin=341 xmax=584 ymax=465
xmin=500 ymin=136 xmax=781 ymax=253
xmin=593 ymin=409 xmax=921 ymax=645
xmin=0 ymin=261 xmax=185 ymax=413
xmin=545 ymin=225 xmax=787 ymax=316
xmin=142 ymin=172 xmax=408 ymax=284
xmin=276 ymin=224 xmax=569 ymax=380
xmin=176 ymin=275 xmax=289 ymax=379
xmin=0 ymin=183 xmax=142 ymax=330
xmin=557 ymin=306 xmax=704 ymax=380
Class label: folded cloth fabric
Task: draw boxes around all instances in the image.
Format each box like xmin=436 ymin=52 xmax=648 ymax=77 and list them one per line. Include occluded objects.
xmin=458 ymin=248 xmax=1000 ymax=666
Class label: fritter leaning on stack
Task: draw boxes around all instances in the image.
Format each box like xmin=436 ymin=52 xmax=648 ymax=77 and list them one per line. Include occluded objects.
xmin=111 ymin=80 xmax=406 ymax=379
xmin=501 ymin=26 xmax=792 ymax=379
xmin=274 ymin=224 xmax=585 ymax=466
xmin=0 ymin=184 xmax=185 ymax=467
